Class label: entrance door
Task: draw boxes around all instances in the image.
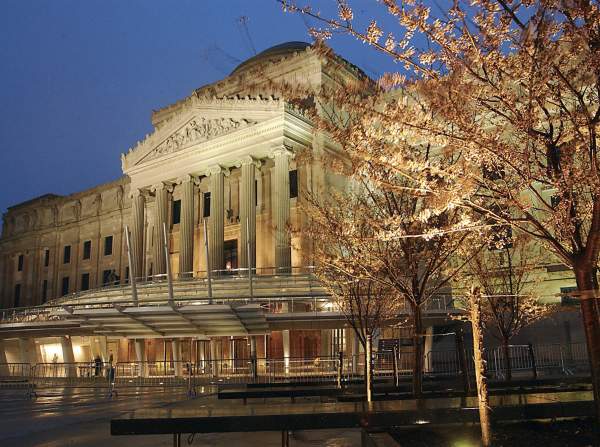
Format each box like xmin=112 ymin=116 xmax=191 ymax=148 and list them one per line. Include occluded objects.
xmin=224 ymin=240 xmax=238 ymax=274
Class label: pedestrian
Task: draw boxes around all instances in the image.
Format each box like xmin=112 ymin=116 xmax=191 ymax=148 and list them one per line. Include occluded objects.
xmin=94 ymin=355 xmax=102 ymax=377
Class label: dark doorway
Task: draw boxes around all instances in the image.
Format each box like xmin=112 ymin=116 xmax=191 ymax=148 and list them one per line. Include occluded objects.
xmin=224 ymin=240 xmax=238 ymax=273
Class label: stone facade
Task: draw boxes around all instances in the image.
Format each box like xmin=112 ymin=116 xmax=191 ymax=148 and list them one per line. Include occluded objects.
xmin=0 ymin=178 xmax=130 ymax=308
xmin=0 ymin=42 xmax=362 ymax=310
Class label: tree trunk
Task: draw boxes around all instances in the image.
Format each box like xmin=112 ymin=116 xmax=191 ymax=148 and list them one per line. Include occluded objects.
xmin=574 ymin=265 xmax=600 ymax=423
xmin=502 ymin=339 xmax=512 ymax=381
xmin=470 ymin=287 xmax=492 ymax=447
xmin=365 ymin=335 xmax=373 ymax=403
xmin=412 ymin=305 xmax=423 ymax=399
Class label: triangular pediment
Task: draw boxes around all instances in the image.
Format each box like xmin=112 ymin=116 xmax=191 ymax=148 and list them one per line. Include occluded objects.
xmin=122 ymin=96 xmax=283 ymax=170
xmin=141 ymin=115 xmax=258 ymax=163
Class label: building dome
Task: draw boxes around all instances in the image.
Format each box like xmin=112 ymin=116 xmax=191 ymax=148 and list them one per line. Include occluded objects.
xmin=230 ymin=41 xmax=312 ymax=76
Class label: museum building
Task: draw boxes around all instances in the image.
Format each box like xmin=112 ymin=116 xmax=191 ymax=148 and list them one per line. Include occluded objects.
xmin=0 ymin=42 xmax=582 ymax=370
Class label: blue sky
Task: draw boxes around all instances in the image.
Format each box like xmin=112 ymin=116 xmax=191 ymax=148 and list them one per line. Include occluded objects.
xmin=0 ymin=0 xmax=405 ymax=216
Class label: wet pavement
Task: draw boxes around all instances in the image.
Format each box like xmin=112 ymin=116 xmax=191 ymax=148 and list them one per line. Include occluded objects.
xmin=0 ymin=384 xmax=592 ymax=447
xmin=0 ymin=387 xmax=362 ymax=447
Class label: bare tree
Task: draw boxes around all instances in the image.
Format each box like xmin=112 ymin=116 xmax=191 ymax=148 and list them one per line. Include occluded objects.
xmin=305 ymin=191 xmax=402 ymax=402
xmin=279 ymin=0 xmax=600 ymax=421
xmin=464 ymin=234 xmax=555 ymax=380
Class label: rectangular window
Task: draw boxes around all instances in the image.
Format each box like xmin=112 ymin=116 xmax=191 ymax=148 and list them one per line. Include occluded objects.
xmin=81 ymin=273 xmax=90 ymax=291
xmin=203 ymin=192 xmax=211 ymax=218
xmin=17 ymin=254 xmax=24 ymax=272
xmin=44 ymin=249 xmax=50 ymax=267
xmin=83 ymin=240 xmax=92 ymax=260
xmin=104 ymin=236 xmax=113 ymax=256
xmin=63 ymin=245 xmax=71 ymax=264
xmin=289 ymin=169 xmax=298 ymax=199
xmin=125 ymin=266 xmax=130 ymax=284
xmin=102 ymin=269 xmax=112 ymax=285
xmin=255 ymin=179 xmax=258 ymax=206
xmin=42 ymin=280 xmax=48 ymax=303
xmin=14 ymin=284 xmax=21 ymax=308
xmin=61 ymin=277 xmax=69 ymax=296
xmin=172 ymin=200 xmax=181 ymax=225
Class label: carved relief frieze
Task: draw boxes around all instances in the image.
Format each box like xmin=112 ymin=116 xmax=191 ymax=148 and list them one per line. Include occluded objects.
xmin=143 ymin=117 xmax=258 ymax=162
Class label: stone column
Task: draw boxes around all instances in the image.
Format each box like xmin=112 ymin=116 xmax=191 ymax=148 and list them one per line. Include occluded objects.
xmin=130 ymin=190 xmax=145 ymax=281
xmin=152 ymin=183 xmax=171 ymax=277
xmin=134 ymin=339 xmax=146 ymax=377
xmin=178 ymin=176 xmax=196 ymax=278
xmin=271 ymin=148 xmax=294 ymax=273
xmin=238 ymin=157 xmax=260 ymax=270
xmin=210 ymin=338 xmax=219 ymax=378
xmin=61 ymin=336 xmax=76 ymax=377
xmin=172 ymin=339 xmax=182 ymax=376
xmin=206 ymin=166 xmax=228 ymax=274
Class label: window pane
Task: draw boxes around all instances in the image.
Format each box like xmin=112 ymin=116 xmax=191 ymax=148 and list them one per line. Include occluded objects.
xmin=104 ymin=236 xmax=113 ymax=256
xmin=203 ymin=192 xmax=211 ymax=217
xmin=289 ymin=170 xmax=298 ymax=199
xmin=63 ymin=246 xmax=71 ymax=264
xmin=83 ymin=240 xmax=91 ymax=260
xmin=17 ymin=254 xmax=24 ymax=272
xmin=172 ymin=200 xmax=181 ymax=225
xmin=61 ymin=277 xmax=69 ymax=296
xmin=81 ymin=273 xmax=90 ymax=291
xmin=44 ymin=249 xmax=50 ymax=267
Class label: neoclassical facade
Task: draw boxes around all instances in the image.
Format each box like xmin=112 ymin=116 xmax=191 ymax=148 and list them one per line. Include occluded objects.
xmin=0 ymin=42 xmax=378 ymax=365
xmin=0 ymin=42 xmax=584 ymax=367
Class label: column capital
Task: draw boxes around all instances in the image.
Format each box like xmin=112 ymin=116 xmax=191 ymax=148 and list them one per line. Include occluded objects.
xmin=176 ymin=174 xmax=199 ymax=186
xmin=269 ymin=146 xmax=295 ymax=160
xmin=205 ymin=165 xmax=230 ymax=177
xmin=150 ymin=182 xmax=174 ymax=194
xmin=130 ymin=188 xmax=146 ymax=200
xmin=235 ymin=156 xmax=263 ymax=169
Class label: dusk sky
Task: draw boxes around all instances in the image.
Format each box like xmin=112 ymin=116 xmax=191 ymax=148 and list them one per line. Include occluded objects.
xmin=0 ymin=1 xmax=403 ymax=218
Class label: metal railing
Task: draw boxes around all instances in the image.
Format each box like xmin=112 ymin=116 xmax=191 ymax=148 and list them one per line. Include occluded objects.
xmin=487 ymin=343 xmax=589 ymax=379
xmin=0 ymin=342 xmax=589 ymax=395
xmin=0 ymin=362 xmax=33 ymax=380
xmin=32 ymin=362 xmax=112 ymax=387
xmin=0 ymin=267 xmax=461 ymax=326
